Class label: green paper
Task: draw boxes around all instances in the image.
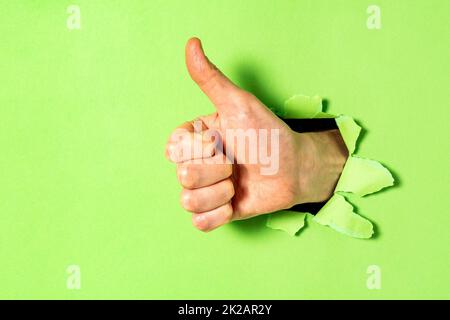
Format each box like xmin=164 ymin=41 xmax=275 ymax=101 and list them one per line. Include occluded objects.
xmin=314 ymin=112 xmax=335 ymax=119
xmin=335 ymin=115 xmax=362 ymax=154
xmin=282 ymin=94 xmax=323 ymax=118
xmin=266 ymin=211 xmax=307 ymax=236
xmin=335 ymin=156 xmax=395 ymax=197
xmin=1 ymin=0 xmax=449 ymax=300
xmin=313 ymin=194 xmax=374 ymax=239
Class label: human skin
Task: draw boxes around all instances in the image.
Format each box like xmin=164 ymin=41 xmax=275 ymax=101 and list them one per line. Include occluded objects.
xmin=165 ymin=38 xmax=348 ymax=232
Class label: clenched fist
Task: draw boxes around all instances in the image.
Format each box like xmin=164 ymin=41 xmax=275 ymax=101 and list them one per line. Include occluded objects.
xmin=166 ymin=38 xmax=348 ymax=232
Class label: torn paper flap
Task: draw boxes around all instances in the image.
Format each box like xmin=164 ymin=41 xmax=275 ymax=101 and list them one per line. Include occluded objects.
xmin=335 ymin=156 xmax=394 ymax=197
xmin=313 ymin=194 xmax=374 ymax=239
xmin=335 ymin=115 xmax=361 ymax=154
xmin=282 ymin=94 xmax=323 ymax=119
xmin=266 ymin=211 xmax=307 ymax=236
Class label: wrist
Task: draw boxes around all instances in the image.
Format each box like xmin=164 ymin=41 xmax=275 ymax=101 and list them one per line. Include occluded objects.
xmin=294 ymin=129 xmax=348 ymax=204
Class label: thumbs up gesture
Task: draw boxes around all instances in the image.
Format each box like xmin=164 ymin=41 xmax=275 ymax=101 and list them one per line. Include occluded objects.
xmin=166 ymin=38 xmax=348 ymax=232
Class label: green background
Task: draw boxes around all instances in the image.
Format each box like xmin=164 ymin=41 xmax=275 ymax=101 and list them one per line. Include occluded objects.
xmin=1 ymin=0 xmax=449 ymax=299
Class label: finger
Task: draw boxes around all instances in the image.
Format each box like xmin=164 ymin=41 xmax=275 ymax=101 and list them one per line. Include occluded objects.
xmin=166 ymin=132 xmax=216 ymax=163
xmin=167 ymin=120 xmax=208 ymax=142
xmin=177 ymin=159 xmax=232 ymax=189
xmin=180 ymin=178 xmax=234 ymax=213
xmin=192 ymin=202 xmax=233 ymax=232
xmin=185 ymin=37 xmax=241 ymax=109
xmin=197 ymin=112 xmax=220 ymax=129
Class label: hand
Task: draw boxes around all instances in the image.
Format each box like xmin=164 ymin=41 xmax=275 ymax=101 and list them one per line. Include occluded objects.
xmin=165 ymin=38 xmax=348 ymax=232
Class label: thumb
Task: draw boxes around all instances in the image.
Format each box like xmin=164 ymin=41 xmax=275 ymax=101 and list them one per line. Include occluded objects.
xmin=185 ymin=37 xmax=240 ymax=110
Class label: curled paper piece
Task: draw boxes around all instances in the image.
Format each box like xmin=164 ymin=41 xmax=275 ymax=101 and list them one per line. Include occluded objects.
xmin=266 ymin=211 xmax=307 ymax=236
xmin=335 ymin=156 xmax=394 ymax=197
xmin=282 ymin=94 xmax=323 ymax=118
xmin=265 ymin=93 xmax=393 ymax=238
xmin=313 ymin=194 xmax=374 ymax=239
xmin=335 ymin=115 xmax=361 ymax=154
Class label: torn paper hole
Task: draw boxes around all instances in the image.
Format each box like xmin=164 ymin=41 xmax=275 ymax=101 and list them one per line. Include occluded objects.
xmin=265 ymin=93 xmax=394 ymax=238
